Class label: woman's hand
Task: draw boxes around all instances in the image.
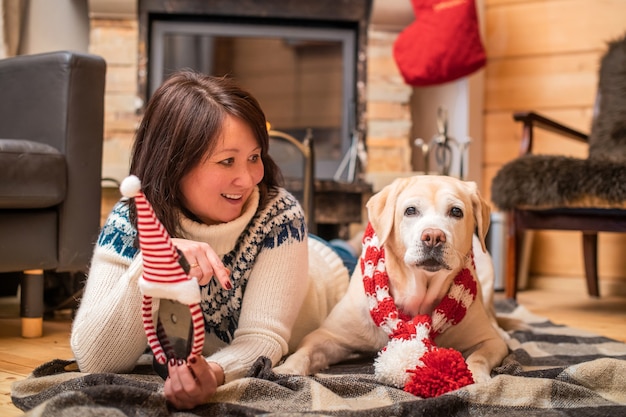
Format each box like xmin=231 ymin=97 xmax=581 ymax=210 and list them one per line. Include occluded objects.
xmin=164 ymin=356 xmax=225 ymax=410
xmin=172 ymin=238 xmax=231 ymax=289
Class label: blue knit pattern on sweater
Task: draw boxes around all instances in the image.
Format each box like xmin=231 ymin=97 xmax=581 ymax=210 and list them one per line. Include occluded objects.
xmin=197 ymin=189 xmax=306 ymax=342
xmin=97 ymin=201 xmax=139 ymax=260
xmin=96 ymin=188 xmax=306 ymax=343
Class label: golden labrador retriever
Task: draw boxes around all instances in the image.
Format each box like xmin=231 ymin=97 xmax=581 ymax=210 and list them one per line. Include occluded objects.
xmin=276 ymin=175 xmax=509 ymax=386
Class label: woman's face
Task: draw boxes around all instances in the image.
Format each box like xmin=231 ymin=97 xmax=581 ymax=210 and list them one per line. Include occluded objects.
xmin=180 ymin=115 xmax=264 ymax=225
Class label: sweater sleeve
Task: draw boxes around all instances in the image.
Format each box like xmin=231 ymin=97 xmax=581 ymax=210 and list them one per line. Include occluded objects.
xmin=206 ymin=231 xmax=309 ymax=382
xmin=70 ymin=203 xmax=148 ymax=373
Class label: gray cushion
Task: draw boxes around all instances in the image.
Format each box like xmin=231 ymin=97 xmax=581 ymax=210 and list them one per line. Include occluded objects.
xmin=0 ymin=139 xmax=66 ymax=208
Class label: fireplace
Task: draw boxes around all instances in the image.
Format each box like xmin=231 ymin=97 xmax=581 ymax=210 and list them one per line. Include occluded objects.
xmin=138 ymin=0 xmax=372 ymax=181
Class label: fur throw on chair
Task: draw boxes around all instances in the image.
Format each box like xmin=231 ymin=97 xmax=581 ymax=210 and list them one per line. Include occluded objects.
xmin=589 ymin=33 xmax=626 ymax=162
xmin=491 ymin=34 xmax=626 ymax=211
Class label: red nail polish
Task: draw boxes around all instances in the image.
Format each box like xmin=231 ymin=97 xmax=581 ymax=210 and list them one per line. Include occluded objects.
xmin=169 ymin=358 xmax=176 ymax=366
xmin=226 ymin=281 xmax=232 ymax=290
xmin=189 ymin=356 xmax=197 ymax=364
xmin=177 ymin=358 xmax=185 ymax=366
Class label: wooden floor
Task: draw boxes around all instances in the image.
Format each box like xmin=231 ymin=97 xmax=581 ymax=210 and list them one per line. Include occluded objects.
xmin=1 ymin=285 xmax=625 ymax=416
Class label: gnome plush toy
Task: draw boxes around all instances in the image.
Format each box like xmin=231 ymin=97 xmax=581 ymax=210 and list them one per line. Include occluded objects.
xmin=120 ymin=175 xmax=205 ymax=365
xmin=361 ymin=223 xmax=475 ymax=398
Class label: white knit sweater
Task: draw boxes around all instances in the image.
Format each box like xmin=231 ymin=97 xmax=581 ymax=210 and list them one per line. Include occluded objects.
xmin=70 ymin=187 xmax=349 ymax=383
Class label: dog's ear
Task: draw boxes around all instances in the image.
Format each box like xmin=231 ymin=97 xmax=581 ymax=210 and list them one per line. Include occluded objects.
xmin=366 ymin=178 xmax=404 ymax=245
xmin=466 ymin=181 xmax=491 ymax=252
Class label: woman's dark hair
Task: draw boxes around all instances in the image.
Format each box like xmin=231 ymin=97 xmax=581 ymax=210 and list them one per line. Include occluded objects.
xmin=128 ymin=70 xmax=282 ymax=236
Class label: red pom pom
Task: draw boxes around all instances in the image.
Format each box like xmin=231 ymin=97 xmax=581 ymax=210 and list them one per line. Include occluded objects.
xmin=403 ymin=348 xmax=474 ymax=398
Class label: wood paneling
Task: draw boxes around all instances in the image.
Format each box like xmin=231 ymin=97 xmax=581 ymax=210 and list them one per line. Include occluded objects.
xmin=529 ymin=231 xmax=626 ymax=280
xmin=485 ymin=53 xmax=599 ymax=111
xmin=484 ymin=109 xmax=591 ymax=164
xmin=486 ymin=0 xmax=626 ymax=58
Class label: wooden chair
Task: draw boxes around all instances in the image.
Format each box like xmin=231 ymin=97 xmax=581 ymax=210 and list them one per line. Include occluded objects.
xmin=268 ymin=129 xmax=316 ymax=234
xmin=490 ymin=34 xmax=626 ymax=300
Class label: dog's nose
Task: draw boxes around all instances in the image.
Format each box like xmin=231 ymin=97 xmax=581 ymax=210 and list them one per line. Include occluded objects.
xmin=421 ymin=228 xmax=446 ymax=248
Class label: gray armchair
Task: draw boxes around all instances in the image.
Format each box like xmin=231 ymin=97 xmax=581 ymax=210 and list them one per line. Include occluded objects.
xmin=0 ymin=51 xmax=106 ymax=337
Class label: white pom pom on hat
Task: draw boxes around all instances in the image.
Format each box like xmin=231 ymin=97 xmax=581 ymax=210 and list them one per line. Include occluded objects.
xmin=120 ymin=175 xmax=142 ymax=198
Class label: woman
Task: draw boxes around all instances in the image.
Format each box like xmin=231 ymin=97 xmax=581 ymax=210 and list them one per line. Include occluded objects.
xmin=70 ymin=70 xmax=351 ymax=409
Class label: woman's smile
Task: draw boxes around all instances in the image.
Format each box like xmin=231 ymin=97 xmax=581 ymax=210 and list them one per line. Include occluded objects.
xmin=222 ymin=193 xmax=243 ymax=201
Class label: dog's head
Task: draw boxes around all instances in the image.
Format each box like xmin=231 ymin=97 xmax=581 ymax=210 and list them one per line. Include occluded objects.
xmin=366 ymin=175 xmax=490 ymax=275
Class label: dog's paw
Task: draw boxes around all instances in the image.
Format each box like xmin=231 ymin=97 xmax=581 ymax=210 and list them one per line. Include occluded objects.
xmin=273 ymin=354 xmax=311 ymax=376
xmin=466 ymin=359 xmax=495 ymax=384
xmin=470 ymin=369 xmax=492 ymax=384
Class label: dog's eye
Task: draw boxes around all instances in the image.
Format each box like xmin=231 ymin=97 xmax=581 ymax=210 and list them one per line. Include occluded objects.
xmin=450 ymin=207 xmax=463 ymax=218
xmin=404 ymin=206 xmax=419 ymax=216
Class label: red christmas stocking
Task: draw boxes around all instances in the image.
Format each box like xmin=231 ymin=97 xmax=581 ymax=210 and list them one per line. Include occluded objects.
xmin=393 ymin=0 xmax=486 ymax=86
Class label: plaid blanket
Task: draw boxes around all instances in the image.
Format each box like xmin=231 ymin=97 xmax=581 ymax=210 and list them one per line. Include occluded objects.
xmin=11 ymin=299 xmax=626 ymax=416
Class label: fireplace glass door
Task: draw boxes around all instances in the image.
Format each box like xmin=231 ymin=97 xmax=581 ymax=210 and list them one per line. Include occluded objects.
xmin=150 ymin=20 xmax=357 ymax=180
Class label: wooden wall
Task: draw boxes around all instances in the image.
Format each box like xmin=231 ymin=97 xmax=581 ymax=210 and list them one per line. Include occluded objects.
xmin=483 ymin=0 xmax=626 ymax=292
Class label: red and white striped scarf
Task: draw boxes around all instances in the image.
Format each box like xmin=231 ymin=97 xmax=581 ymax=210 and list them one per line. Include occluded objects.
xmin=360 ymin=222 xmax=476 ymax=397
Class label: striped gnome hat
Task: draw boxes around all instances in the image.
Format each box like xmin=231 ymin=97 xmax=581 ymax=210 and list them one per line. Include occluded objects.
xmin=361 ymin=223 xmax=476 ymax=398
xmin=120 ymin=175 xmax=204 ymax=364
